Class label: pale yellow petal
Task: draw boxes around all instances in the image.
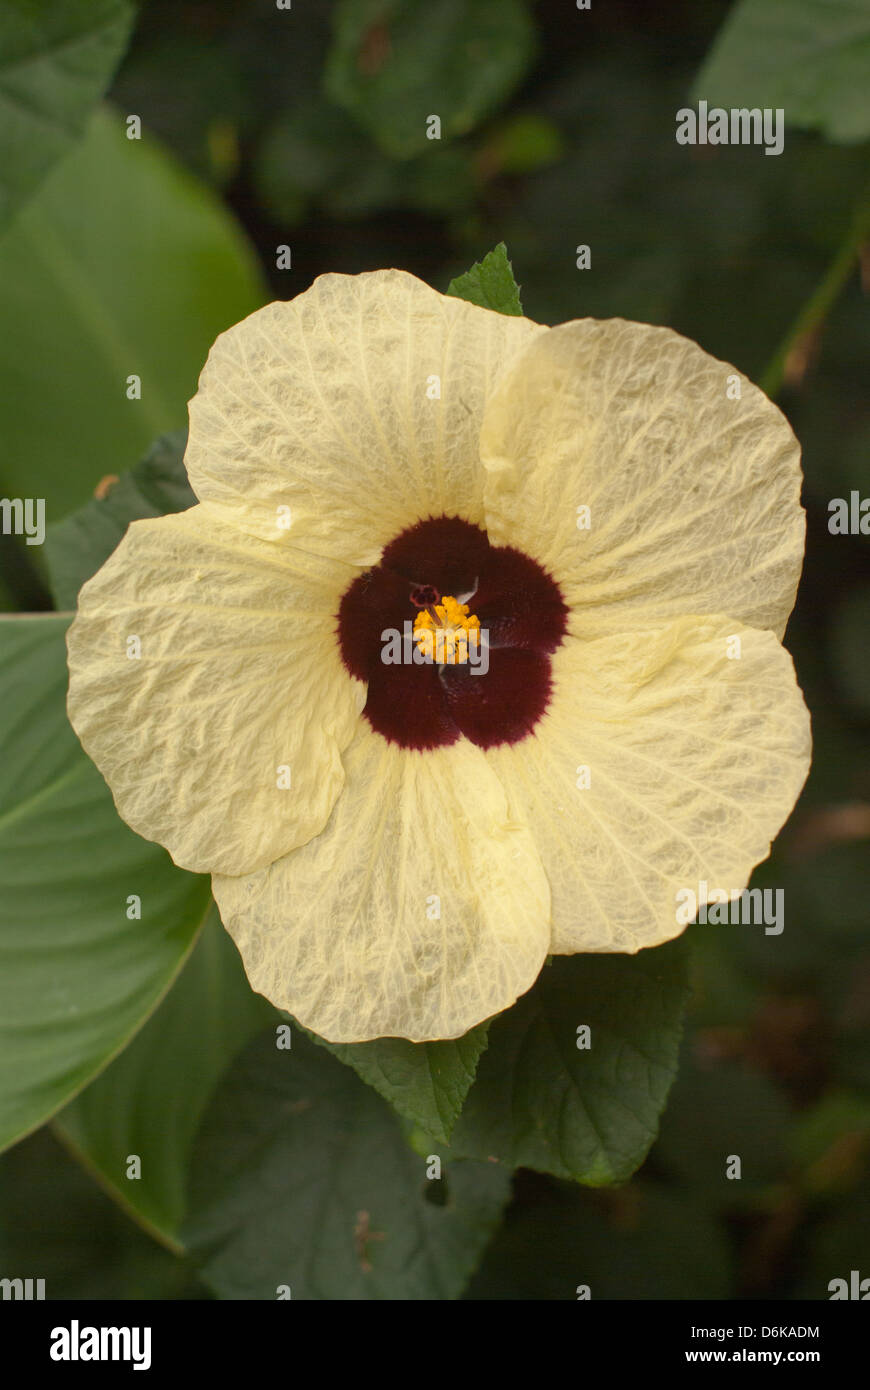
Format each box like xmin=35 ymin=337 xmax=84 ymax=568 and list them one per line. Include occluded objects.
xmin=185 ymin=269 xmax=545 ymax=565
xmin=212 ymin=726 xmax=551 ymax=1042
xmin=480 ymin=319 xmax=804 ymax=640
xmin=484 ymin=618 xmax=811 ymax=954
xmin=67 ymin=506 xmax=364 ymax=876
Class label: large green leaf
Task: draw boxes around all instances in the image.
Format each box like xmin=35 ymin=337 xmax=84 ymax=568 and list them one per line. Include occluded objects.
xmin=693 ymin=0 xmax=870 ymax=144
xmin=447 ymin=241 xmax=523 ymax=315
xmin=0 ymin=0 xmax=134 ymax=231
xmin=433 ymin=943 xmax=690 ymax=1186
xmin=45 ymin=429 xmax=194 ymax=611
xmin=653 ymin=1047 xmax=791 ymax=1201
xmin=56 ymin=910 xmax=272 ymax=1248
xmin=325 ymin=0 xmax=536 ymax=159
xmin=315 ymin=1024 xmax=490 ymax=1146
xmin=184 ymin=1029 xmax=511 ymax=1300
xmin=0 ymin=1128 xmax=207 ymax=1300
xmin=0 ymin=106 xmax=265 ymax=520
xmin=466 ymin=1179 xmax=732 ymax=1300
xmin=0 ymin=613 xmax=212 ymax=1153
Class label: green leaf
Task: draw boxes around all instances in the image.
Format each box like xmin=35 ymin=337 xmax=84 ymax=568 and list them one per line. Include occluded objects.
xmin=184 ymin=1029 xmax=511 ymax=1300
xmin=440 ymin=942 xmax=690 ymax=1185
xmin=0 ymin=106 xmax=265 ymax=521
xmin=0 ymin=0 xmax=134 ymax=232
xmin=45 ymin=430 xmax=195 ymax=611
xmin=254 ymin=98 xmax=373 ymax=224
xmin=0 ymin=1128 xmax=207 ymax=1300
xmin=325 ymin=0 xmax=536 ymax=159
xmin=654 ymin=1047 xmax=791 ymax=1200
xmin=485 ymin=111 xmax=564 ymax=175
xmin=255 ymin=95 xmax=479 ymax=224
xmin=447 ymin=242 xmax=523 ymax=315
xmin=56 ymin=910 xmax=273 ymax=1247
xmin=466 ymin=1179 xmax=732 ymax=1300
xmin=313 ymin=1024 xmax=490 ymax=1146
xmin=0 ymin=613 xmax=212 ymax=1154
xmin=693 ymin=0 xmax=870 ymax=144
xmin=789 ymin=1088 xmax=870 ymax=1190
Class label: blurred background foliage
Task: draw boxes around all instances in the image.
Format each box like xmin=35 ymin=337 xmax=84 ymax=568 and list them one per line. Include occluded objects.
xmin=1 ymin=0 xmax=869 ymax=1299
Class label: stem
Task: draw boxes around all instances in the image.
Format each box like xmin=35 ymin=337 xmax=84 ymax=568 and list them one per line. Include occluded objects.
xmin=760 ymin=178 xmax=870 ymax=399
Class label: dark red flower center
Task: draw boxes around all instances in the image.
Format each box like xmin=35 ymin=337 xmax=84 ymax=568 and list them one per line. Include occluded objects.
xmin=337 ymin=516 xmax=568 ymax=750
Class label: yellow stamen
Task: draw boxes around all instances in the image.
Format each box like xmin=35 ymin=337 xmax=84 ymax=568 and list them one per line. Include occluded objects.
xmin=413 ymin=595 xmax=481 ymax=665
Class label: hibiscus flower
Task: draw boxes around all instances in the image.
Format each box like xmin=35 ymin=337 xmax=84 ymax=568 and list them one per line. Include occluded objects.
xmin=66 ymin=269 xmax=811 ymax=1043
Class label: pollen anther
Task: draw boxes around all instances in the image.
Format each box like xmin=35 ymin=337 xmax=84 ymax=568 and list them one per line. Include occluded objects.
xmin=413 ymin=595 xmax=481 ymax=665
